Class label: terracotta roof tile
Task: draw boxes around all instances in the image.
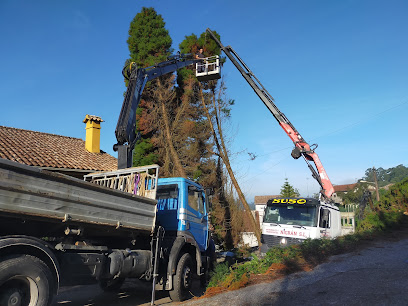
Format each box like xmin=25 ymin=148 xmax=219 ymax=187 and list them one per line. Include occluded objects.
xmin=0 ymin=126 xmax=117 ymax=171
xmin=254 ymin=195 xmax=280 ymax=205
xmin=83 ymin=115 xmax=104 ymax=123
xmin=333 ymin=183 xmax=358 ymax=193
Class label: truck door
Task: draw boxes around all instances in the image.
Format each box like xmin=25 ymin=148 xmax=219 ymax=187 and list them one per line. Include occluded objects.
xmin=319 ymin=207 xmax=332 ymax=238
xmin=186 ymin=184 xmax=208 ymax=251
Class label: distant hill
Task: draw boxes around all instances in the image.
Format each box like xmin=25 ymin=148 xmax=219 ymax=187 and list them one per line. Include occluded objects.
xmin=362 ymin=165 xmax=408 ymax=187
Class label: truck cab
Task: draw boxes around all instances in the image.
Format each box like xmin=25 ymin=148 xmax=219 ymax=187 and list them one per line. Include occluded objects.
xmin=260 ymin=198 xmax=341 ymax=252
xmin=156 ymin=178 xmax=209 ymax=251
xmin=155 ymin=177 xmax=212 ymax=300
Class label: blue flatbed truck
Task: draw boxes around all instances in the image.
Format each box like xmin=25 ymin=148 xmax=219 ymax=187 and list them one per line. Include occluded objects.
xmin=0 ymin=159 xmax=213 ymax=305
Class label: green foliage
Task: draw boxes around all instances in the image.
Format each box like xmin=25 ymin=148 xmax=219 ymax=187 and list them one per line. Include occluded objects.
xmin=377 ymin=177 xmax=408 ymax=211
xmin=356 ymin=177 xmax=408 ymax=232
xmin=264 ymin=245 xmax=301 ymax=267
xmin=338 ymin=165 xmax=408 ymax=206
xmin=177 ymin=30 xmax=222 ymax=85
xmin=127 ymin=7 xmax=172 ymax=67
xmin=192 ymin=168 xmax=203 ymax=180
xmin=208 ymin=263 xmax=230 ymax=288
xmin=280 ymin=178 xmax=300 ymax=197
xmin=125 ymin=7 xmax=172 ymax=167
xmin=357 ymin=211 xmax=403 ymax=232
xmin=338 ymin=182 xmax=373 ymax=205
xmin=363 ymin=164 xmax=408 ymax=187
xmin=132 ymin=138 xmax=158 ymax=166
xmin=179 ymin=30 xmax=221 ymax=57
xmin=207 ymin=230 xmax=377 ymax=291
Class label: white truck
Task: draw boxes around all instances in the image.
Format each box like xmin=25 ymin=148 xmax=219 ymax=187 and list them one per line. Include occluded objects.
xmin=260 ymin=197 xmax=341 ymax=251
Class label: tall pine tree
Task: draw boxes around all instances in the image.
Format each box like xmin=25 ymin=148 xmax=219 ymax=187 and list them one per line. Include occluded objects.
xmin=280 ymin=178 xmax=300 ymax=197
xmin=125 ymin=7 xmax=172 ymax=166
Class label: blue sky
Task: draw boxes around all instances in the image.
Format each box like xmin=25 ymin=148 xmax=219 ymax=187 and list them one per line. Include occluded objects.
xmin=1 ymin=0 xmax=407 ymax=201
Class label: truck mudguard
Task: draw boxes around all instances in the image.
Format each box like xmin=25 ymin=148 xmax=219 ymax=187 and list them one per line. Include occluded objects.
xmin=166 ymin=234 xmax=203 ymax=290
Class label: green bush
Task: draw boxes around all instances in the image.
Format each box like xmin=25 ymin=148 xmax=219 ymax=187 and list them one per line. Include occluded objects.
xmin=206 ymin=179 xmax=408 ymax=292
xmin=208 ymin=263 xmax=230 ymax=287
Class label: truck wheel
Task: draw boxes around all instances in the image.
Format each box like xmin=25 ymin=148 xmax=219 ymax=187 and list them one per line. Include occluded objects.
xmin=99 ymin=278 xmax=125 ymax=292
xmin=169 ymin=253 xmax=193 ymax=302
xmin=0 ymin=254 xmax=54 ymax=306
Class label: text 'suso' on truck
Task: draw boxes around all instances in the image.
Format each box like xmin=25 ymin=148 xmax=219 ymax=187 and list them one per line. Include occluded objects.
xmin=260 ymin=198 xmax=341 ymax=252
xmin=0 ymin=53 xmax=217 ymax=306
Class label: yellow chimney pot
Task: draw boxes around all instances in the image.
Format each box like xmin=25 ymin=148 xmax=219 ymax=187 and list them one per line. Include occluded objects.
xmin=83 ymin=115 xmax=104 ymax=153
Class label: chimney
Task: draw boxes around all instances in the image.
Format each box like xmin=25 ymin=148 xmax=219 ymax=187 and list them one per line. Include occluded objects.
xmin=83 ymin=115 xmax=103 ymax=153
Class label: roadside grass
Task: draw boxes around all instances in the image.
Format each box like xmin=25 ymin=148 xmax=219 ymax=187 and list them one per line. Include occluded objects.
xmin=203 ymin=179 xmax=408 ymax=298
xmin=204 ymin=232 xmax=366 ymax=297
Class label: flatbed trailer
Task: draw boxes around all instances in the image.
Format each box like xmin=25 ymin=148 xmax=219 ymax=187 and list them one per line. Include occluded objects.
xmin=0 ymin=158 xmax=157 ymax=234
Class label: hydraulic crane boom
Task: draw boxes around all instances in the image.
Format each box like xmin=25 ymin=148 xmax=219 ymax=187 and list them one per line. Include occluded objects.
xmin=206 ymin=28 xmax=334 ymax=200
xmin=114 ymin=53 xmax=200 ymax=169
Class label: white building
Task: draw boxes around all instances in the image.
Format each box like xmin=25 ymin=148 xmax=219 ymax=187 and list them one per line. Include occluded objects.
xmin=254 ymin=195 xmax=280 ymax=226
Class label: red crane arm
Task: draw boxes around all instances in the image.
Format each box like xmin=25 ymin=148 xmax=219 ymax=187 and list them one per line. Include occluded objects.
xmin=206 ymin=28 xmax=334 ymax=199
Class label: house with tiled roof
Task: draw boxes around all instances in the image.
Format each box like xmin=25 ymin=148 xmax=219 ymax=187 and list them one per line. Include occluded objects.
xmin=331 ymin=183 xmax=358 ymax=204
xmin=0 ymin=115 xmax=117 ymax=179
xmin=333 ymin=183 xmax=358 ymax=193
xmin=254 ymin=195 xmax=280 ymax=225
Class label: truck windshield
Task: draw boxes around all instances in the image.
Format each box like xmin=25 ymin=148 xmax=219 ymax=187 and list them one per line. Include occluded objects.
xmin=263 ymin=205 xmax=317 ymax=227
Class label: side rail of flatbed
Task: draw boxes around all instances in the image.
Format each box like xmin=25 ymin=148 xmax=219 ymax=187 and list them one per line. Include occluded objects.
xmin=0 ymin=158 xmax=157 ymax=232
xmin=84 ymin=164 xmax=159 ymax=200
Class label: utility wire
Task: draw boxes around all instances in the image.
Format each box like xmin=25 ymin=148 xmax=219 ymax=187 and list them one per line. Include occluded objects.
xmin=309 ymin=98 xmax=408 ymax=142
xmin=251 ymin=98 xmax=408 ymax=159
xmin=240 ymin=155 xmax=291 ymax=184
xmin=237 ymin=98 xmax=408 ymax=184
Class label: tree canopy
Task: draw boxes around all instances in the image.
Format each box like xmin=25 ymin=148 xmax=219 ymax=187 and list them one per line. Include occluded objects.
xmin=127 ymin=7 xmax=172 ymax=67
xmin=122 ymin=9 xmax=259 ymax=247
xmin=280 ymin=178 xmax=300 ymax=197
xmin=363 ymin=165 xmax=408 ymax=187
xmin=125 ymin=7 xmax=173 ymax=167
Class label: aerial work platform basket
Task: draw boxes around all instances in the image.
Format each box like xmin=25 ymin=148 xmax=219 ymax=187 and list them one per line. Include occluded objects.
xmin=196 ymin=55 xmax=221 ymax=81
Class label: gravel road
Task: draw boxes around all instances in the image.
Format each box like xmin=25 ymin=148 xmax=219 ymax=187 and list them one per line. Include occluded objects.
xmin=54 ymin=236 xmax=408 ymax=306
xmin=186 ymin=237 xmax=408 ymax=306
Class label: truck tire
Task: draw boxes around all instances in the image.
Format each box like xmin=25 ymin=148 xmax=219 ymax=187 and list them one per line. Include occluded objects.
xmin=99 ymin=278 xmax=126 ymax=292
xmin=0 ymin=254 xmax=54 ymax=306
xmin=169 ymin=253 xmax=193 ymax=302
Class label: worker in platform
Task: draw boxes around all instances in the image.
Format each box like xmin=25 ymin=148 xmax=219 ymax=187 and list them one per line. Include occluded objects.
xmin=195 ymin=48 xmax=205 ymax=73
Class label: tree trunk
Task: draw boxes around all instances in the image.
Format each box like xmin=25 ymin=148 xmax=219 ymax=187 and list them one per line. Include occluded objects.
xmin=199 ymin=85 xmax=262 ymax=246
xmin=159 ymin=101 xmax=186 ymax=178
xmin=156 ymin=78 xmax=186 ymax=178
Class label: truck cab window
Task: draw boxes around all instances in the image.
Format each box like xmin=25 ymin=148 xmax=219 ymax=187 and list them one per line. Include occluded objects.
xmin=188 ymin=187 xmax=204 ymax=214
xmin=319 ymin=208 xmax=330 ymax=228
xmin=157 ymin=184 xmax=178 ymax=210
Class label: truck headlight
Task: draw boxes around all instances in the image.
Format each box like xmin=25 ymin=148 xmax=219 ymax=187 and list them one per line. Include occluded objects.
xmin=280 ymin=237 xmax=287 ymax=245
